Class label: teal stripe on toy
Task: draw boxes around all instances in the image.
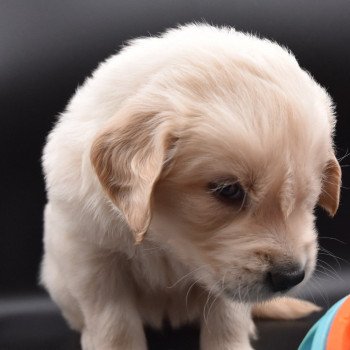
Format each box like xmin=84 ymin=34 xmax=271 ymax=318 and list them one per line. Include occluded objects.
xmin=298 ymin=296 xmax=348 ymax=350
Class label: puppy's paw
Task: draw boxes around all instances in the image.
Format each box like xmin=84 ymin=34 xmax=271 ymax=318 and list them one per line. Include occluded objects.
xmin=252 ymin=297 xmax=321 ymax=320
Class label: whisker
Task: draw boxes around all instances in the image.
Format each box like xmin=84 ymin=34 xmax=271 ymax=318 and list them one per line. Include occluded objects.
xmin=237 ymin=282 xmax=242 ymax=304
xmin=205 ymin=271 xmax=230 ymax=320
xmin=317 ymin=259 xmax=343 ymax=281
xmin=185 ymin=276 xmax=204 ymax=311
xmin=337 ymin=149 xmax=350 ymax=164
xmin=203 ymin=281 xmax=219 ymax=329
xmin=321 ymin=178 xmax=349 ymax=190
xmin=319 ymin=236 xmax=346 ymax=245
xmin=206 ymin=289 xmax=222 ymax=323
xmin=305 ymin=283 xmax=317 ymax=306
xmin=314 ymin=267 xmax=337 ymax=281
xmin=319 ymin=246 xmax=349 ymax=265
xmin=309 ymin=275 xmax=330 ymax=308
xmin=167 ymin=265 xmax=207 ymax=289
xmin=320 ymin=187 xmax=336 ymax=202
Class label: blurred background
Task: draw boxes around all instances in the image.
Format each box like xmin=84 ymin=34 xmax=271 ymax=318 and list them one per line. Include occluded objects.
xmin=1 ymin=1 xmax=349 ymax=349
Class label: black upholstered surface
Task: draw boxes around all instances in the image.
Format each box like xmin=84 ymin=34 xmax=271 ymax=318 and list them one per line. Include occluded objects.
xmin=1 ymin=1 xmax=350 ymax=349
xmin=1 ymin=272 xmax=350 ymax=350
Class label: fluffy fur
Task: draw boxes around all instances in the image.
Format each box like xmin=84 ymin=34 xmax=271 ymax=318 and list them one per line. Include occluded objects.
xmin=41 ymin=24 xmax=341 ymax=350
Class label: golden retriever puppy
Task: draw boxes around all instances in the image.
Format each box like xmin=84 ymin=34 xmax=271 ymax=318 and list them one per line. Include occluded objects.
xmin=41 ymin=24 xmax=341 ymax=350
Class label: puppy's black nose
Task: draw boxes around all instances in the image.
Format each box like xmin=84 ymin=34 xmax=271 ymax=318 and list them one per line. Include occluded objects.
xmin=266 ymin=266 xmax=305 ymax=292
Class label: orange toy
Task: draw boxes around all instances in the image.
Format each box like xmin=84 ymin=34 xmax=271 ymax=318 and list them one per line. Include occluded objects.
xmin=327 ymin=297 xmax=350 ymax=350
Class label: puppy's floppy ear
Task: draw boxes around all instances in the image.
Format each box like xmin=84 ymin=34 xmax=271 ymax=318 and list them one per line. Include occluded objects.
xmin=90 ymin=104 xmax=178 ymax=244
xmin=318 ymin=155 xmax=341 ymax=216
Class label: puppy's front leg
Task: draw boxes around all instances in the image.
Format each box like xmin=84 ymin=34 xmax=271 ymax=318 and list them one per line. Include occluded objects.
xmin=200 ymin=298 xmax=254 ymax=350
xmin=80 ymin=293 xmax=147 ymax=350
xmin=69 ymin=252 xmax=147 ymax=350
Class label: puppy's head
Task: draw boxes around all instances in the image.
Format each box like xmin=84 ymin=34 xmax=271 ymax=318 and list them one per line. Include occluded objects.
xmin=91 ymin=35 xmax=341 ymax=302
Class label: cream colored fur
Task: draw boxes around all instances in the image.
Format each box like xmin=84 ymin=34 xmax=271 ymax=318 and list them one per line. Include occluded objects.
xmin=41 ymin=24 xmax=341 ymax=350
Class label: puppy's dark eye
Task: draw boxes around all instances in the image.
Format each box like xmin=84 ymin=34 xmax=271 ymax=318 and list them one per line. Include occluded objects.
xmin=208 ymin=181 xmax=245 ymax=204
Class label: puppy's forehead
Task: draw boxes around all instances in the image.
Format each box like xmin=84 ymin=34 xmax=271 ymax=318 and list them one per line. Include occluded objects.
xmin=163 ymin=49 xmax=334 ymax=160
xmin=160 ymin=38 xmax=335 ymax=193
xmin=180 ymin=90 xmax=332 ymax=169
xmin=173 ymin=86 xmax=332 ymax=199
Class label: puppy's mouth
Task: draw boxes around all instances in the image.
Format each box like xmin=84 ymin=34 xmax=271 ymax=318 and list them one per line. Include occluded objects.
xmin=222 ymin=265 xmax=308 ymax=303
xmin=223 ymin=282 xmax=274 ymax=303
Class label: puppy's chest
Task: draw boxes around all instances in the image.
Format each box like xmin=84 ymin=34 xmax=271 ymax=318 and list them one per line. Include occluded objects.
xmin=135 ymin=280 xmax=205 ymax=329
xmin=130 ymin=250 xmax=205 ymax=329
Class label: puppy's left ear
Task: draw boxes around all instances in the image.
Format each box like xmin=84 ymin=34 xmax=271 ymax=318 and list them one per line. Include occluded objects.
xmin=318 ymin=155 xmax=342 ymax=216
xmin=90 ymin=104 xmax=179 ymax=244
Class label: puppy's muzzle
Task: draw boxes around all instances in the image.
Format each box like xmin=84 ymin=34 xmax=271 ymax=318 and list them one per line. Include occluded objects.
xmin=266 ymin=264 xmax=305 ymax=292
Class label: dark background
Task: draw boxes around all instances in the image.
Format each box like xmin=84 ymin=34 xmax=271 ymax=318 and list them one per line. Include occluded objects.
xmin=0 ymin=1 xmax=349 ymax=349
